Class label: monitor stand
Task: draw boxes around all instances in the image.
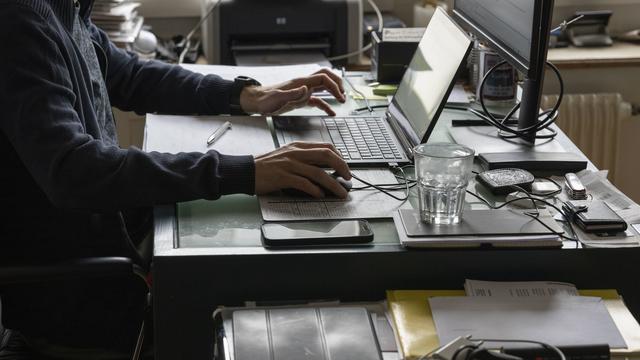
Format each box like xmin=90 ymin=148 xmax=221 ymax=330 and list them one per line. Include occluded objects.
xmin=517 ymin=77 xmax=545 ymax=145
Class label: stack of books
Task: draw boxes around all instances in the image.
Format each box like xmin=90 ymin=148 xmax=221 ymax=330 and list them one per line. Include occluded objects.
xmin=91 ymin=0 xmax=143 ymax=49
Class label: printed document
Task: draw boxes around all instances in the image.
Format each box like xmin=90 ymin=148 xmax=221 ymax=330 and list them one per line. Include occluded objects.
xmin=429 ymin=296 xmax=627 ymax=348
xmin=259 ymin=169 xmax=412 ymax=221
xmin=464 ymin=280 xmax=579 ymax=298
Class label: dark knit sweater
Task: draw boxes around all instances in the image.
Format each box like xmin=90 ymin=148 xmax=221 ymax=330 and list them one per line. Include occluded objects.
xmin=0 ymin=0 xmax=256 ymax=261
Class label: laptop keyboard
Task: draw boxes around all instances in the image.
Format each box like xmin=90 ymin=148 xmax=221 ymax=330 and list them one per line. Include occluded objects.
xmin=324 ymin=117 xmax=403 ymax=161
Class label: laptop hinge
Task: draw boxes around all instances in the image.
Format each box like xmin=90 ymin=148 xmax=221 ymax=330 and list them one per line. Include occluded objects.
xmin=386 ymin=112 xmax=415 ymax=161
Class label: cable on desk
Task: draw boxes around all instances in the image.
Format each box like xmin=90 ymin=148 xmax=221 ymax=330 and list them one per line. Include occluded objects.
xmin=418 ymin=337 xmax=566 ymax=360
xmin=351 ymin=104 xmax=390 ymax=114
xmin=469 ymin=339 xmax=566 ymax=360
xmin=327 ymin=0 xmax=383 ymax=62
xmin=465 ymin=187 xmax=580 ymax=245
xmin=350 ymin=166 xmax=412 ymax=202
xmin=178 ymin=0 xmax=222 ymax=64
xmin=470 ymin=61 xmax=564 ymax=141
xmin=342 ymin=67 xmax=373 ymax=113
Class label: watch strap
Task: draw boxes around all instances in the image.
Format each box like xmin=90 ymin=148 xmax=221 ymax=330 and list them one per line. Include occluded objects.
xmin=230 ymin=76 xmax=261 ymax=115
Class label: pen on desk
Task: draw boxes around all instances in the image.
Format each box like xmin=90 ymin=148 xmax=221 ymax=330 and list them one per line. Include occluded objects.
xmin=207 ymin=121 xmax=232 ymax=146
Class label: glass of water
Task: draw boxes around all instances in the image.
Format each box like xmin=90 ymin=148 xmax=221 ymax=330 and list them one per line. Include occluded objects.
xmin=414 ymin=143 xmax=475 ymax=225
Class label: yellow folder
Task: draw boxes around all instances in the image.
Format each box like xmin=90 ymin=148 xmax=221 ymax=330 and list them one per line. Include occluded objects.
xmin=386 ymin=289 xmax=640 ymax=360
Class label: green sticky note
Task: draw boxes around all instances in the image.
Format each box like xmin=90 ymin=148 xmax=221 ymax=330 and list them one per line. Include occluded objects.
xmin=372 ymin=84 xmax=398 ymax=96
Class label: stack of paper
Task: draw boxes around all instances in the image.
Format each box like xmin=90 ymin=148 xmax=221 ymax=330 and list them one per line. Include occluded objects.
xmin=386 ymin=281 xmax=640 ymax=360
xmin=92 ymin=0 xmax=144 ymax=48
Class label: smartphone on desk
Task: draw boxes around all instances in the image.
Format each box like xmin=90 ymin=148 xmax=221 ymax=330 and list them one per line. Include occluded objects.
xmin=261 ymin=220 xmax=374 ymax=248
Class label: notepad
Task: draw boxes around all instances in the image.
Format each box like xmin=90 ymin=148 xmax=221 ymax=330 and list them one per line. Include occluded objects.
xmin=144 ymin=114 xmax=275 ymax=156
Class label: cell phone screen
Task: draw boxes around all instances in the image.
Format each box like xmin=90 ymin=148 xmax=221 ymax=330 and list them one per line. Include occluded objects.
xmin=261 ymin=220 xmax=373 ymax=246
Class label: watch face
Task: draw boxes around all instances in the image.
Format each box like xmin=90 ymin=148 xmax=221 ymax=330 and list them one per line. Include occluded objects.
xmin=236 ymin=76 xmax=261 ymax=86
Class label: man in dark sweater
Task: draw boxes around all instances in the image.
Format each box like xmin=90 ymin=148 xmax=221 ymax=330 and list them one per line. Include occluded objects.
xmin=0 ymin=0 xmax=351 ymax=354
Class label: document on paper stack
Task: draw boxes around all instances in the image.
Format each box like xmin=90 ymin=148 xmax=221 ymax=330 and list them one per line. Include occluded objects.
xmin=386 ymin=282 xmax=640 ymax=360
xmin=464 ymin=279 xmax=579 ymax=298
xmin=429 ymin=280 xmax=628 ymax=349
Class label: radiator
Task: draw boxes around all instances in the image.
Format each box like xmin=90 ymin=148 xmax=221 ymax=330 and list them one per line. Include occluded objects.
xmin=541 ymin=93 xmax=633 ymax=182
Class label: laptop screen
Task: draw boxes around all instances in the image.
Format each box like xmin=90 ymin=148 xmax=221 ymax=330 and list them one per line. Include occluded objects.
xmin=391 ymin=8 xmax=472 ymax=145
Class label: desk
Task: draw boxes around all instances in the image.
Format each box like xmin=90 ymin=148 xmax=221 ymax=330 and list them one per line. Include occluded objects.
xmin=147 ymin=73 xmax=639 ymax=360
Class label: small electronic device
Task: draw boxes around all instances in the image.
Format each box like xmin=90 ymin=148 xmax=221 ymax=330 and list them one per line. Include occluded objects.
xmin=477 ymin=152 xmax=588 ymax=172
xmin=563 ymin=200 xmax=627 ymax=234
xmin=565 ymin=173 xmax=587 ymax=200
xmin=281 ymin=172 xmax=353 ymax=198
xmin=476 ymin=168 xmax=535 ymax=195
xmin=261 ymin=220 xmax=374 ymax=247
xmin=371 ymin=28 xmax=425 ymax=84
xmin=567 ymin=10 xmax=614 ymax=47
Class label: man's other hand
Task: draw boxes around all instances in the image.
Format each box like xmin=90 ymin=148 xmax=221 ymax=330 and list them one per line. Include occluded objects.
xmin=254 ymin=142 xmax=351 ymax=198
xmin=240 ymin=69 xmax=346 ymax=116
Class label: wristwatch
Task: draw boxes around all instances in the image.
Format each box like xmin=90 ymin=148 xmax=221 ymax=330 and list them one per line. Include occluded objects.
xmin=229 ymin=76 xmax=261 ymax=115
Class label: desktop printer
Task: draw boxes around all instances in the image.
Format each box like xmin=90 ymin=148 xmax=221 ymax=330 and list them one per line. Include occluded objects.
xmin=200 ymin=0 xmax=363 ymax=65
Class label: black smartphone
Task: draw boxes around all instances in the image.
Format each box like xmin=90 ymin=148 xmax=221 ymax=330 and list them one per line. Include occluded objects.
xmin=261 ymin=220 xmax=374 ymax=247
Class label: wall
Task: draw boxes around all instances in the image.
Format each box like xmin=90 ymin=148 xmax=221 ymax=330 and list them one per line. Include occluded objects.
xmin=139 ymin=0 xmax=201 ymax=18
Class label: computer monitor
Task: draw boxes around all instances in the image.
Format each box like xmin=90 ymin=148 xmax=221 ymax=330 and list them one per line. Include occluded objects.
xmin=453 ymin=0 xmax=555 ymax=144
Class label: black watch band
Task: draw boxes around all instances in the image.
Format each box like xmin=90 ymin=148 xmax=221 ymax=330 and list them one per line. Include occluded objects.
xmin=229 ymin=76 xmax=261 ymax=115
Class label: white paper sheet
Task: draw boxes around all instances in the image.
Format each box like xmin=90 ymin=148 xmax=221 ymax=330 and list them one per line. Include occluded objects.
xmin=259 ymin=169 xmax=412 ymax=221
xmin=181 ymin=63 xmax=327 ymax=86
xmin=429 ymin=296 xmax=627 ymax=348
xmin=464 ymin=280 xmax=579 ymax=298
xmin=447 ymin=84 xmax=472 ymax=105
xmin=144 ymin=114 xmax=275 ymax=156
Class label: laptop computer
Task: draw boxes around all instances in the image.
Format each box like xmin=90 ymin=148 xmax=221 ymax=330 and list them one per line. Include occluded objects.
xmin=274 ymin=8 xmax=472 ymax=166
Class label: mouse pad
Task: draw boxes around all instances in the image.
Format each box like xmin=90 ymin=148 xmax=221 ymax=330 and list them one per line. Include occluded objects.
xmin=399 ymin=209 xmax=562 ymax=237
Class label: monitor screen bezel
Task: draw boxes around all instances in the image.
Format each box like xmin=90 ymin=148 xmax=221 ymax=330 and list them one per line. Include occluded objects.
xmin=453 ymin=0 xmax=554 ymax=80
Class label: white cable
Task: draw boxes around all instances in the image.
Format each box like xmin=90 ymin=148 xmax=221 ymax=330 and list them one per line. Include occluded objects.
xmin=178 ymin=0 xmax=221 ymax=64
xmin=327 ymin=0 xmax=384 ymax=62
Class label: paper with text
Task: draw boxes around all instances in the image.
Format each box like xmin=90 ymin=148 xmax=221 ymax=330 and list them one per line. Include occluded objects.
xmin=259 ymin=169 xmax=412 ymax=221
xmin=464 ymin=280 xmax=579 ymax=298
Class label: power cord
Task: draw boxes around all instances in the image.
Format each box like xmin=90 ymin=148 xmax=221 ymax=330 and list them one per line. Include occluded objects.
xmin=327 ymin=0 xmax=384 ymax=62
xmin=419 ymin=337 xmax=567 ymax=360
xmin=466 ymin=182 xmax=580 ymax=246
xmin=350 ymin=166 xmax=414 ymax=202
xmin=469 ymin=61 xmax=564 ymax=141
xmin=342 ymin=67 xmax=373 ymax=113
xmin=468 ymin=339 xmax=566 ymax=360
xmin=178 ymin=0 xmax=221 ymax=64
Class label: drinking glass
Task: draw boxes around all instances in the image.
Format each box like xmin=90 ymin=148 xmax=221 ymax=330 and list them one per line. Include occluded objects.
xmin=413 ymin=143 xmax=475 ymax=224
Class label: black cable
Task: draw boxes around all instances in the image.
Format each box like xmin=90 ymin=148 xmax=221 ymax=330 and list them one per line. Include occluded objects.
xmin=342 ymin=67 xmax=373 ymax=113
xmin=469 ymin=339 xmax=566 ymax=360
xmin=465 ymin=187 xmax=580 ymax=244
xmin=471 ymin=61 xmax=564 ymax=141
xmin=350 ymin=167 xmax=411 ymax=202
xmin=351 ymin=104 xmax=389 ymax=114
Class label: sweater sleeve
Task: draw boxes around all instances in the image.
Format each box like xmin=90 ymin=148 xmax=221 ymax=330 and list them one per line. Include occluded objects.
xmin=88 ymin=21 xmax=235 ymax=115
xmin=0 ymin=7 xmax=255 ymax=211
